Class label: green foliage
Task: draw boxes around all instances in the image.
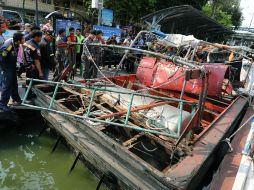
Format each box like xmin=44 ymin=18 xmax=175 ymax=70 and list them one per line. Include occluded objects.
xmin=202 ymin=3 xmax=232 ymax=27
xmin=103 ymin=0 xmax=209 ymax=26
xmin=202 ymin=0 xmax=243 ymax=28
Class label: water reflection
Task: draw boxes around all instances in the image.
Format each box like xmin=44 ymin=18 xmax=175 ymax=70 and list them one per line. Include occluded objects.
xmin=0 ymin=118 xmax=106 ymax=190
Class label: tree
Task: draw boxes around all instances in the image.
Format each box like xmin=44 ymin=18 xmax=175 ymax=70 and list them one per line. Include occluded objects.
xmin=202 ymin=3 xmax=232 ymax=27
xmin=103 ymin=0 xmax=209 ymax=26
xmin=202 ymin=0 xmax=243 ymax=28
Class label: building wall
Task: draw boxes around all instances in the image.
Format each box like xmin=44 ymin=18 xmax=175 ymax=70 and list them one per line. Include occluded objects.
xmin=2 ymin=0 xmax=54 ymax=13
xmin=1 ymin=0 xmax=55 ymax=23
xmin=54 ymin=0 xmax=87 ymax=17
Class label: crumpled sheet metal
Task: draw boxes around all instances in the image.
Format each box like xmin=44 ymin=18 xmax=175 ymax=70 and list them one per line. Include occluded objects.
xmin=136 ymin=57 xmax=230 ymax=97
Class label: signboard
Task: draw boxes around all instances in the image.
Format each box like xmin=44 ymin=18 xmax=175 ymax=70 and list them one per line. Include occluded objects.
xmin=55 ymin=19 xmax=81 ymax=36
xmin=93 ymin=25 xmax=121 ymax=42
xmin=101 ymin=8 xmax=113 ymax=26
xmin=91 ymin=0 xmax=99 ymax=9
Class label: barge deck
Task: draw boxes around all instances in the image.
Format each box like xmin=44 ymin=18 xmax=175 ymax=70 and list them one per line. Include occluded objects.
xmin=23 ymin=77 xmax=248 ymax=189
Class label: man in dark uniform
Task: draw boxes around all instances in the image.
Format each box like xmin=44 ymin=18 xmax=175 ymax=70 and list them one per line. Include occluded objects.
xmin=39 ymin=30 xmax=54 ymax=80
xmin=23 ymin=30 xmax=43 ymax=80
xmin=81 ymin=30 xmax=97 ymax=79
xmin=0 ymin=32 xmax=25 ymax=111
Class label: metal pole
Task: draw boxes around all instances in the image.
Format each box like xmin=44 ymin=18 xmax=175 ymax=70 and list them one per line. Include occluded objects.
xmin=22 ymin=103 xmax=179 ymax=137
xmin=23 ymin=0 xmax=26 ymax=22
xmin=97 ymin=0 xmax=103 ymax=26
xmin=35 ymin=0 xmax=39 ymax=26
xmin=249 ymin=11 xmax=254 ymax=31
xmin=114 ymin=30 xmax=147 ymax=76
xmin=23 ymin=78 xmax=197 ymax=104
xmin=0 ymin=0 xmax=3 ymax=16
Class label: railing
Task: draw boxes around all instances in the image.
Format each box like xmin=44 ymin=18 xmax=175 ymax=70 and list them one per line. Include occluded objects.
xmin=22 ymin=78 xmax=198 ymax=138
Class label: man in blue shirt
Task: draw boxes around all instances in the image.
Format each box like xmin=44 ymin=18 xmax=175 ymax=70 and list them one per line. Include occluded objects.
xmin=0 ymin=32 xmax=25 ymax=111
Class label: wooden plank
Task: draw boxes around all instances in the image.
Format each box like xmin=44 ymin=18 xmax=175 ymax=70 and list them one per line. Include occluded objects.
xmin=122 ymin=133 xmax=144 ymax=147
xmin=97 ymin=101 xmax=169 ymax=120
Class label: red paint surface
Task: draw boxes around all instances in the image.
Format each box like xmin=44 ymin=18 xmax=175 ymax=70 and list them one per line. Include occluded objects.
xmin=136 ymin=57 xmax=231 ymax=97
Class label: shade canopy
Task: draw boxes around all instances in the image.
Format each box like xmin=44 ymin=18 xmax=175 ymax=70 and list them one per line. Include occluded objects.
xmin=141 ymin=5 xmax=233 ymax=40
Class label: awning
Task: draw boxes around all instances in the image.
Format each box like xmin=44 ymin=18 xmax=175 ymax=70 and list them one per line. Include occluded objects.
xmin=141 ymin=5 xmax=233 ymax=40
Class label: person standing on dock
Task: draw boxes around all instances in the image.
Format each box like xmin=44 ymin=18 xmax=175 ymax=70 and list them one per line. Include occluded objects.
xmin=23 ymin=30 xmax=43 ymax=80
xmin=66 ymin=27 xmax=77 ymax=68
xmin=0 ymin=32 xmax=24 ymax=111
xmin=75 ymin=28 xmax=84 ymax=76
xmin=39 ymin=30 xmax=55 ymax=80
xmin=55 ymin=28 xmax=67 ymax=76
xmin=81 ymin=30 xmax=96 ymax=79
xmin=94 ymin=30 xmax=105 ymax=71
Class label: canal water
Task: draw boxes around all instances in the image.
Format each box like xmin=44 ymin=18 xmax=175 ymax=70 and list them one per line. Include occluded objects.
xmin=0 ymin=114 xmax=107 ymax=190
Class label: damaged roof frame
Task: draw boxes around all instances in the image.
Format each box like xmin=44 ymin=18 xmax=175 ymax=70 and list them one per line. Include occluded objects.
xmin=141 ymin=5 xmax=233 ymax=40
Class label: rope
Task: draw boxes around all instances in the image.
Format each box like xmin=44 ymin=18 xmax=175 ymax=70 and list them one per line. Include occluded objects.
xmin=229 ymin=114 xmax=254 ymax=140
xmin=223 ymin=113 xmax=254 ymax=153
xmin=141 ymin=142 xmax=158 ymax=152
xmin=83 ymin=44 xmax=126 ymax=90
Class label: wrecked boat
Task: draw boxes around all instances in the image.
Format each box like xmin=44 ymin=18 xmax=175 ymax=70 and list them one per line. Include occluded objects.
xmin=21 ymin=46 xmax=249 ymax=189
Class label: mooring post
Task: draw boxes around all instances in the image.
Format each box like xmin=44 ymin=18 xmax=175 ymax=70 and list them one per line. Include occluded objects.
xmin=69 ymin=152 xmax=82 ymax=174
xmin=38 ymin=120 xmax=48 ymax=137
xmin=96 ymin=174 xmax=106 ymax=190
xmin=51 ymin=136 xmax=62 ymax=153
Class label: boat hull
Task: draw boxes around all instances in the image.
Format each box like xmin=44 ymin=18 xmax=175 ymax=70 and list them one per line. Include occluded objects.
xmin=32 ymin=84 xmax=248 ymax=190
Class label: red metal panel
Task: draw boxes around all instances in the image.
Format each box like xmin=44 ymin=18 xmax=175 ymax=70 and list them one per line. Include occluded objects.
xmin=136 ymin=57 xmax=158 ymax=86
xmin=203 ymin=64 xmax=231 ymax=97
xmin=136 ymin=57 xmax=230 ymax=97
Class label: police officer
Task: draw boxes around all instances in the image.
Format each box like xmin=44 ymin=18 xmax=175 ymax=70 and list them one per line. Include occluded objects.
xmin=23 ymin=30 xmax=43 ymax=80
xmin=0 ymin=32 xmax=25 ymax=111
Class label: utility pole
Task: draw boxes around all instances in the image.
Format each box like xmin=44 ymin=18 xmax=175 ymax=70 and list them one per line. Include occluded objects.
xmin=97 ymin=0 xmax=103 ymax=26
xmin=0 ymin=0 xmax=3 ymax=16
xmin=249 ymin=11 xmax=254 ymax=31
xmin=35 ymin=0 xmax=39 ymax=26
xmin=23 ymin=0 xmax=25 ymax=22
